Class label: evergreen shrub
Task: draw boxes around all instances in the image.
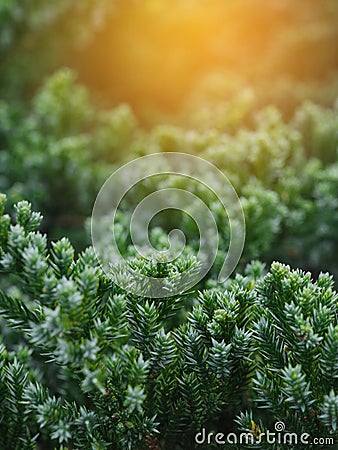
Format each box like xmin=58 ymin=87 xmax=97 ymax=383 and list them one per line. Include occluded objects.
xmin=0 ymin=195 xmax=337 ymax=449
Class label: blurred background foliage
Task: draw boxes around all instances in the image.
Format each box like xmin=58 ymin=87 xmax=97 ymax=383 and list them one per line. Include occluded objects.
xmin=0 ymin=0 xmax=337 ymax=276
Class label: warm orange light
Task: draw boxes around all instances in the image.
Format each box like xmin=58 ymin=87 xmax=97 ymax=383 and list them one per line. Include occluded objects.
xmin=63 ymin=0 xmax=338 ymax=117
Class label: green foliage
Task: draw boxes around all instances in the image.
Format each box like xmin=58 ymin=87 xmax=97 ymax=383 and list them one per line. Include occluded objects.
xmin=1 ymin=67 xmax=337 ymax=275
xmin=293 ymin=101 xmax=338 ymax=164
xmin=1 ymin=3 xmax=337 ymax=448
xmin=0 ymin=198 xmax=337 ymax=449
xmin=0 ymin=350 xmax=37 ymax=450
xmin=32 ymin=68 xmax=92 ymax=137
xmin=0 ymin=69 xmax=138 ymax=248
xmin=246 ymin=264 xmax=338 ymax=445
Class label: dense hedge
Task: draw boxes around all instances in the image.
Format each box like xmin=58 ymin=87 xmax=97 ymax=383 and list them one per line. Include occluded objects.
xmin=0 ymin=197 xmax=337 ymax=449
xmin=0 ymin=2 xmax=337 ymax=449
xmin=1 ymin=69 xmax=337 ymax=277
